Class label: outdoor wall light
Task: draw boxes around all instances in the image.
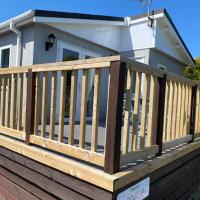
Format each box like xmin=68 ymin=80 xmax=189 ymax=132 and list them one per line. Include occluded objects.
xmin=45 ymin=34 xmax=56 ymax=51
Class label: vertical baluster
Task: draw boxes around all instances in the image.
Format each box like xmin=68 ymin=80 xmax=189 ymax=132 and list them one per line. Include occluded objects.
xmin=166 ymin=80 xmax=173 ymax=141
xmin=23 ymin=73 xmax=27 ymax=132
xmin=179 ymin=84 xmax=186 ymax=136
xmin=79 ymin=70 xmax=88 ymax=148
xmin=91 ymin=69 xmax=101 ymax=152
xmin=33 ymin=73 xmax=40 ymax=135
xmin=183 ymin=85 xmax=189 ymax=135
xmin=41 ymin=72 xmax=48 ymax=138
xmin=69 ymin=71 xmax=77 ymax=145
xmin=187 ymin=87 xmax=192 ymax=134
xmin=140 ymin=74 xmax=149 ymax=149
xmin=146 ymin=75 xmax=156 ymax=146
xmin=176 ymin=83 xmax=182 ymax=137
xmin=0 ymin=77 xmax=5 ymax=126
xmin=194 ymin=89 xmax=199 ymax=133
xmin=163 ymin=81 xmax=169 ymax=141
xmin=131 ymin=72 xmax=141 ymax=151
xmin=58 ymin=71 xmax=66 ymax=142
xmin=10 ymin=74 xmax=17 ymax=128
xmin=197 ymin=89 xmax=200 ymax=133
xmin=17 ymin=74 xmax=23 ymax=130
xmin=49 ymin=72 xmax=57 ymax=140
xmin=5 ymin=76 xmax=11 ymax=127
xmin=122 ymin=69 xmax=133 ymax=154
xmin=171 ymin=82 xmax=178 ymax=139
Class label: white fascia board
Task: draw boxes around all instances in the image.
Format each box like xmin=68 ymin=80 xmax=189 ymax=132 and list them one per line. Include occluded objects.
xmin=33 ymin=16 xmax=125 ymax=26
xmin=129 ymin=13 xmax=164 ymax=25
xmin=0 ymin=10 xmax=34 ymax=30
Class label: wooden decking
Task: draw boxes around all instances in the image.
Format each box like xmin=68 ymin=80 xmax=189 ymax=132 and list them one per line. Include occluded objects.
xmin=0 ymin=55 xmax=200 ymax=199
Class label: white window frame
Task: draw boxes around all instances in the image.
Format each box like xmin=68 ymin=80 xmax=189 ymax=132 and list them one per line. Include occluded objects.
xmin=56 ymin=40 xmax=102 ymax=61
xmin=0 ymin=45 xmax=12 ymax=68
xmin=56 ymin=40 xmax=102 ymax=122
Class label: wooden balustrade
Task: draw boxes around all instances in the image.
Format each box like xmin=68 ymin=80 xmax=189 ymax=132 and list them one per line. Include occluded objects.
xmin=0 ymin=56 xmax=199 ymax=174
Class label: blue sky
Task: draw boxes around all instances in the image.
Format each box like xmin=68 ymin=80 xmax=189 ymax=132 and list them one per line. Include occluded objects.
xmin=0 ymin=0 xmax=199 ymax=58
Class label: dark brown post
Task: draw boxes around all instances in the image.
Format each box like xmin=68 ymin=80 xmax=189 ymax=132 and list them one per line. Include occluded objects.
xmin=189 ymin=84 xmax=197 ymax=142
xmin=25 ymin=69 xmax=36 ymax=144
xmin=156 ymin=74 xmax=167 ymax=156
xmin=104 ymin=61 xmax=127 ymax=174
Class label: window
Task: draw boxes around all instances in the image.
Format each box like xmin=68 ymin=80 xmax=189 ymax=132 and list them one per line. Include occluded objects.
xmin=0 ymin=46 xmax=11 ymax=68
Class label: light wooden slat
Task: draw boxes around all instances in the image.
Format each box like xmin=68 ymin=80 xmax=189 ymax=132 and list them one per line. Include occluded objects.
xmin=17 ymin=74 xmax=23 ymax=131
xmin=79 ymin=70 xmax=89 ymax=148
xmin=120 ymin=145 xmax=158 ymax=166
xmin=183 ymin=85 xmax=189 ymax=136
xmin=195 ymin=89 xmax=199 ymax=133
xmin=33 ymin=73 xmax=40 ymax=135
xmin=30 ymin=135 xmax=105 ymax=167
xmin=166 ymin=80 xmax=173 ymax=141
xmin=68 ymin=71 xmax=77 ymax=145
xmin=131 ymin=72 xmax=141 ymax=151
xmin=163 ymin=80 xmax=169 ymax=141
xmin=0 ymin=77 xmax=1 ymax=121
xmin=22 ymin=73 xmax=27 ymax=131
xmin=49 ymin=72 xmax=57 ymax=140
xmin=0 ymin=125 xmax=25 ymax=140
xmin=0 ymin=77 xmax=5 ymax=126
xmin=187 ymin=87 xmax=192 ymax=134
xmin=91 ymin=69 xmax=101 ymax=152
xmin=0 ymin=68 xmax=29 ymax=75
xmin=58 ymin=71 xmax=67 ymax=142
xmin=140 ymin=73 xmax=149 ymax=149
xmin=179 ymin=84 xmax=186 ymax=137
xmin=32 ymin=62 xmax=111 ymax=73
xmin=5 ymin=76 xmax=11 ymax=127
xmin=197 ymin=90 xmax=200 ymax=133
xmin=10 ymin=74 xmax=17 ymax=129
xmin=176 ymin=83 xmax=182 ymax=137
xmin=171 ymin=82 xmax=178 ymax=139
xmin=115 ymin=137 xmax=200 ymax=191
xmin=163 ymin=135 xmax=192 ymax=150
xmin=122 ymin=69 xmax=133 ymax=154
xmin=0 ymin=134 xmax=115 ymax=192
xmin=146 ymin=75 xmax=156 ymax=146
xmin=41 ymin=72 xmax=48 ymax=138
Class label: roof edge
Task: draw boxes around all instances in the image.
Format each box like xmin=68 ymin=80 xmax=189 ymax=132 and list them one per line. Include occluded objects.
xmin=33 ymin=9 xmax=124 ymax=22
xmin=162 ymin=9 xmax=195 ymax=66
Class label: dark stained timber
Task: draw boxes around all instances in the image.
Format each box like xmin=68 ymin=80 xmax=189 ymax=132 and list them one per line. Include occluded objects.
xmin=25 ymin=69 xmax=36 ymax=144
xmin=104 ymin=61 xmax=127 ymax=174
xmin=190 ymin=84 xmax=197 ymax=141
xmin=156 ymin=74 xmax=167 ymax=155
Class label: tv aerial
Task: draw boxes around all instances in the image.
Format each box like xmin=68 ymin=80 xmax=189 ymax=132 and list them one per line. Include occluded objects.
xmin=131 ymin=0 xmax=154 ymax=27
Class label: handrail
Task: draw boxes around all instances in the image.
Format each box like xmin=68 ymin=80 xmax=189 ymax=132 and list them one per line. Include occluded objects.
xmin=0 ymin=55 xmax=199 ymax=175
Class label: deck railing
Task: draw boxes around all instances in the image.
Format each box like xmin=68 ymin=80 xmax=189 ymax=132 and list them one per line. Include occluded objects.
xmin=0 ymin=55 xmax=199 ymax=174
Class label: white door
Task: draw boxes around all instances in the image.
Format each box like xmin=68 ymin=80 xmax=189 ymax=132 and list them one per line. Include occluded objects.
xmin=56 ymin=41 xmax=101 ymax=121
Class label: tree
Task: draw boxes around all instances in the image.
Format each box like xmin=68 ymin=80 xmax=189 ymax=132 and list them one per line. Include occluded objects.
xmin=183 ymin=57 xmax=200 ymax=81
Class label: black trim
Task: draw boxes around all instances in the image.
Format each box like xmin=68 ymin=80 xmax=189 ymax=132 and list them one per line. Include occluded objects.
xmin=33 ymin=10 xmax=124 ymax=22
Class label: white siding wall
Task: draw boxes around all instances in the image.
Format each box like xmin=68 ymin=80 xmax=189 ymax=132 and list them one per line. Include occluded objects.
xmin=120 ymin=20 xmax=156 ymax=51
xmin=47 ymin=23 xmax=122 ymax=51
xmin=46 ymin=20 xmax=156 ymax=52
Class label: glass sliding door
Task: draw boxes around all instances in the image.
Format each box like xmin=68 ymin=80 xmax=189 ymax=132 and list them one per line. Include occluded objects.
xmin=57 ymin=41 xmax=101 ymax=122
xmin=62 ymin=49 xmax=79 ymax=118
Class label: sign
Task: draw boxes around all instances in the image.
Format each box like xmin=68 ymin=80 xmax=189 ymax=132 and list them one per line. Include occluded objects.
xmin=117 ymin=177 xmax=150 ymax=200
